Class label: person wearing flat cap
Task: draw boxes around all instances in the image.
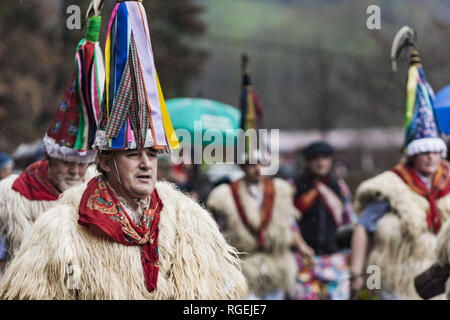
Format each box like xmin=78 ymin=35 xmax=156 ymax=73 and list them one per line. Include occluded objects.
xmin=292 ymin=141 xmax=356 ymax=300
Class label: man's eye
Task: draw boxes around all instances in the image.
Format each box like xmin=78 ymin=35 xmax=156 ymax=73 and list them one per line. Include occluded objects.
xmin=127 ymin=153 xmax=139 ymax=157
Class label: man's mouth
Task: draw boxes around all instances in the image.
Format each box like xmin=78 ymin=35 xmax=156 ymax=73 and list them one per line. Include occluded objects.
xmin=136 ymin=174 xmax=151 ymax=182
xmin=65 ymin=178 xmax=81 ymax=184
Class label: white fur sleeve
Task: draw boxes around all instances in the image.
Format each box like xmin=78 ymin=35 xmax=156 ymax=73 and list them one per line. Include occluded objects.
xmin=0 ymin=205 xmax=77 ymax=300
xmin=0 ymin=175 xmax=33 ymax=257
xmin=436 ymin=218 xmax=450 ymax=265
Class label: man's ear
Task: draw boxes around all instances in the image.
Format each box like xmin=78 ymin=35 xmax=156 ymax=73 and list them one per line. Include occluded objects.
xmin=98 ymin=153 xmax=113 ymax=174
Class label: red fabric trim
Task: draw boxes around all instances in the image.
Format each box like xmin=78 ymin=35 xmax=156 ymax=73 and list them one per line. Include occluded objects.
xmin=391 ymin=160 xmax=450 ymax=233
xmin=229 ymin=179 xmax=275 ymax=247
xmin=78 ymin=176 xmax=163 ymax=292
xmin=294 ymin=177 xmax=343 ymax=227
xmin=46 ymin=70 xmax=80 ymax=149
xmin=11 ymin=160 xmax=60 ymax=201
xmin=295 ymin=188 xmax=319 ymax=214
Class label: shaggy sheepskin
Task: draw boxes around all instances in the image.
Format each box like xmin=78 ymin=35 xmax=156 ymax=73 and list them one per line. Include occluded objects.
xmin=435 ymin=218 xmax=450 ymax=299
xmin=0 ymin=180 xmax=247 ymax=299
xmin=207 ymin=178 xmax=299 ymax=297
xmin=0 ymin=165 xmax=98 ymax=258
xmin=354 ymin=171 xmax=450 ymax=299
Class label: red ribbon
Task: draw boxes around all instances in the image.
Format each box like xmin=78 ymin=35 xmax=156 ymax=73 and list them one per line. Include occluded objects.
xmin=229 ymin=179 xmax=275 ymax=247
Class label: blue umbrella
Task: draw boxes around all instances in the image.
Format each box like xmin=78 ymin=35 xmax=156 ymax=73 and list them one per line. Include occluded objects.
xmin=434 ymin=85 xmax=450 ymax=135
xmin=165 ymin=98 xmax=241 ymax=146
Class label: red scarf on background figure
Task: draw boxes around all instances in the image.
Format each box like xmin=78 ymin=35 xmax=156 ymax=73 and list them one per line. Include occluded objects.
xmin=12 ymin=159 xmax=61 ymax=201
xmin=229 ymin=178 xmax=275 ymax=248
xmin=294 ymin=175 xmax=345 ymax=228
xmin=78 ymin=176 xmax=163 ymax=292
xmin=391 ymin=160 xmax=450 ymax=234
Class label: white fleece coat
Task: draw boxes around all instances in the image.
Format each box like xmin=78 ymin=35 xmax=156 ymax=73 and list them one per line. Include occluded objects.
xmin=0 ymin=165 xmax=98 ymax=258
xmin=0 ymin=181 xmax=248 ymax=300
xmin=435 ymin=218 xmax=450 ymax=299
xmin=206 ymin=178 xmax=299 ymax=297
xmin=354 ymin=170 xmax=450 ymax=299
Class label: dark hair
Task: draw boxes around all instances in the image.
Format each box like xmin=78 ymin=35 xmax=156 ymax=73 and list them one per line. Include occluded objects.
xmin=303 ymin=141 xmax=334 ymax=160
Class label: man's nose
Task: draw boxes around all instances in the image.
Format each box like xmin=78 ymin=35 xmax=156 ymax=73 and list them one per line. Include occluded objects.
xmin=69 ymin=163 xmax=82 ymax=176
xmin=139 ymin=152 xmax=152 ymax=169
xmin=426 ymin=152 xmax=435 ymax=159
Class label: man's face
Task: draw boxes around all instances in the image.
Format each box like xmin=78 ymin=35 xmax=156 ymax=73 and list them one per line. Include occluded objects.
xmin=241 ymin=163 xmax=262 ymax=184
xmin=100 ymin=148 xmax=158 ymax=200
xmin=47 ymin=157 xmax=89 ymax=192
xmin=306 ymin=155 xmax=333 ymax=178
xmin=412 ymin=152 xmax=442 ymax=177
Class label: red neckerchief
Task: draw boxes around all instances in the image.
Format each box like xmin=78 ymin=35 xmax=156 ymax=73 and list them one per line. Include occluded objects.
xmin=295 ymin=176 xmax=329 ymax=213
xmin=391 ymin=160 xmax=450 ymax=234
xmin=78 ymin=176 xmax=163 ymax=292
xmin=294 ymin=175 xmax=344 ymax=227
xmin=12 ymin=159 xmax=61 ymax=201
xmin=229 ymin=178 xmax=275 ymax=247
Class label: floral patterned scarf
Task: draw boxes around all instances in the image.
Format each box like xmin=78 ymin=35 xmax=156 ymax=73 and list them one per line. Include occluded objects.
xmin=78 ymin=175 xmax=163 ymax=292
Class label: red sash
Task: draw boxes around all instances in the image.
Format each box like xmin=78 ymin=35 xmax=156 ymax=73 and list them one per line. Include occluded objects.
xmin=295 ymin=180 xmax=344 ymax=228
xmin=78 ymin=176 xmax=163 ymax=292
xmin=391 ymin=160 xmax=450 ymax=234
xmin=229 ymin=179 xmax=275 ymax=247
xmin=12 ymin=159 xmax=60 ymax=201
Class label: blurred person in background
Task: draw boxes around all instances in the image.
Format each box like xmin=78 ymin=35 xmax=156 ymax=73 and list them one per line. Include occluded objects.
xmin=156 ymin=154 xmax=173 ymax=182
xmin=351 ymin=29 xmax=450 ymax=300
xmin=292 ymin=141 xmax=356 ymax=300
xmin=207 ymin=54 xmax=307 ymax=300
xmin=175 ymin=162 xmax=213 ymax=205
xmin=207 ymin=155 xmax=302 ymax=300
xmin=0 ymin=153 xmax=14 ymax=180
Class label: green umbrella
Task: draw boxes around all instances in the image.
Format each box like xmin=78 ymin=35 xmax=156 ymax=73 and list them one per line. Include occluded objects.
xmin=166 ymin=98 xmax=241 ymax=146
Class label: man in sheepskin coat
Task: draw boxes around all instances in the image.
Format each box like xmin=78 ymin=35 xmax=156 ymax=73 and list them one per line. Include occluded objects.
xmin=0 ymin=0 xmax=247 ymax=300
xmin=350 ymin=27 xmax=450 ymax=300
xmin=0 ymin=14 xmax=104 ymax=259
xmin=205 ymin=53 xmax=302 ymax=300
xmin=207 ymin=160 xmax=300 ymax=299
xmin=0 ymin=148 xmax=247 ymax=299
